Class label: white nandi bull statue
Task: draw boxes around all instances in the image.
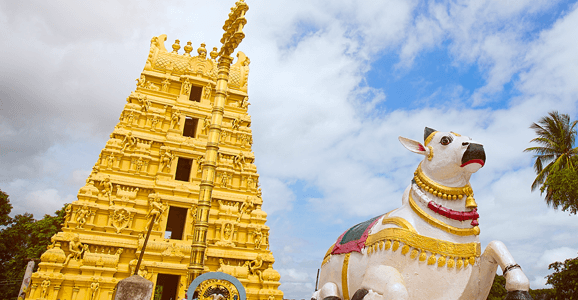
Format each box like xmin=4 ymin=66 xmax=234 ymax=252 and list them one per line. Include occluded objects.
xmin=312 ymin=128 xmax=532 ymax=300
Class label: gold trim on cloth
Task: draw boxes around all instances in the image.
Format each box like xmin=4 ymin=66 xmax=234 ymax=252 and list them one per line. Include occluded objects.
xmin=409 ymin=193 xmax=480 ymax=236
xmin=366 ymin=227 xmax=480 ymax=258
xmin=322 ymin=244 xmax=335 ymax=266
xmin=381 ymin=217 xmax=417 ymax=233
xmin=341 ymin=253 xmax=351 ymax=300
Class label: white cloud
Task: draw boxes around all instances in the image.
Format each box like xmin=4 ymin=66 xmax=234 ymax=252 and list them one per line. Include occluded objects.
xmin=1 ymin=1 xmax=578 ymax=299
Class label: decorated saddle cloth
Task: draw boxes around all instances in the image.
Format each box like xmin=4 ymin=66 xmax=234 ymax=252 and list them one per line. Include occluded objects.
xmin=331 ymin=215 xmax=383 ymax=255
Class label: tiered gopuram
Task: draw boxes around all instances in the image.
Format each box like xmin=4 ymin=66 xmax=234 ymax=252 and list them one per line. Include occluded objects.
xmin=27 ymin=17 xmax=282 ymax=300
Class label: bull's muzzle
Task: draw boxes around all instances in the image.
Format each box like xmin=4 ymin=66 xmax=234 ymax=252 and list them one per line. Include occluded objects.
xmin=461 ymin=143 xmax=486 ymax=167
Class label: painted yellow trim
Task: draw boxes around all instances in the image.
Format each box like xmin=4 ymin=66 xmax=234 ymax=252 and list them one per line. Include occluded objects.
xmin=342 ymin=253 xmax=351 ymax=300
xmin=424 ymin=131 xmax=437 ymax=146
xmin=381 ymin=217 xmax=417 ymax=233
xmin=414 ymin=163 xmax=473 ymax=200
xmin=322 ymin=244 xmax=335 ymax=267
xmin=409 ymin=193 xmax=480 ymax=236
xmin=366 ymin=227 xmax=481 ymax=258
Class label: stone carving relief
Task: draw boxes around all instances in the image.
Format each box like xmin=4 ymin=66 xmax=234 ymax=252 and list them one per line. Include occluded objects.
xmin=136 ymin=74 xmax=146 ymax=88
xmin=202 ymin=117 xmax=211 ymax=134
xmin=216 ymin=222 xmax=235 ymax=247
xmin=170 ymin=109 xmax=181 ymax=130
xmin=248 ymin=255 xmax=263 ymax=282
xmin=238 ymin=196 xmax=254 ymax=221
xmin=240 ymin=96 xmax=250 ymax=109
xmin=110 ymin=208 xmax=133 ymax=233
xmin=253 ymin=228 xmax=263 ymax=249
xmin=64 ymin=235 xmax=84 ymax=265
xmin=115 ymin=185 xmax=139 ymax=203
xmin=121 ymin=132 xmax=137 ymax=153
xmin=40 ymin=279 xmax=50 ymax=299
xmin=75 ymin=205 xmax=94 ymax=229
xmin=159 ymin=150 xmax=174 ymax=172
xmin=217 ymin=259 xmax=250 ymax=279
xmin=101 ymin=177 xmax=114 ymax=205
xmin=161 ymin=78 xmax=170 ymax=92
xmin=220 ymin=172 xmax=230 ymax=188
xmin=146 ymin=193 xmax=167 ymax=231
xmin=82 ymin=246 xmax=123 ymax=268
xmin=231 ymin=117 xmax=241 ymax=130
xmin=233 ymin=151 xmax=245 ymax=172
xmin=218 ymin=200 xmax=239 ymax=216
xmin=204 ymin=83 xmax=211 ymax=99
xmin=182 ymin=78 xmax=192 ymax=96
xmin=89 ymin=277 xmax=99 ymax=300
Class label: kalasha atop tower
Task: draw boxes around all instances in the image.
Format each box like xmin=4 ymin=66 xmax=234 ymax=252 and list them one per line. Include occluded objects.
xmin=27 ymin=2 xmax=283 ymax=300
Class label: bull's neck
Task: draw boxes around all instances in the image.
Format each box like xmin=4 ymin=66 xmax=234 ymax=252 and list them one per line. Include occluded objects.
xmin=414 ymin=164 xmax=477 ymax=209
xmin=420 ymin=163 xmax=472 ymax=187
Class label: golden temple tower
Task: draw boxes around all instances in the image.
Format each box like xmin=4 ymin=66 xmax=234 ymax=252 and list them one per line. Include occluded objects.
xmin=27 ymin=3 xmax=283 ymax=300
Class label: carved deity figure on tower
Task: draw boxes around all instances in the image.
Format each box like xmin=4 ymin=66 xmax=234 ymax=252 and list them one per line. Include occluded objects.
xmin=238 ymin=196 xmax=254 ymax=221
xmin=89 ymin=278 xmax=99 ymax=300
xmin=249 ymin=255 xmax=263 ymax=282
xmin=253 ymin=227 xmax=263 ymax=249
xmin=240 ymin=96 xmax=250 ymax=109
xmin=204 ymin=83 xmax=211 ymax=99
xmin=145 ymin=193 xmax=166 ymax=231
xmin=102 ymin=177 xmax=114 ymax=205
xmin=121 ymin=132 xmax=137 ymax=153
xmin=231 ymin=117 xmax=241 ymax=130
xmin=161 ymin=78 xmax=170 ymax=92
xmin=170 ymin=110 xmax=181 ymax=130
xmin=64 ymin=235 xmax=84 ymax=265
xmin=202 ymin=117 xmax=211 ymax=134
xmin=136 ymin=74 xmax=146 ymax=88
xmin=182 ymin=79 xmax=192 ymax=96
xmin=40 ymin=279 xmax=50 ymax=299
xmin=75 ymin=205 xmax=92 ymax=229
xmin=233 ymin=151 xmax=245 ymax=172
xmin=160 ymin=150 xmax=174 ymax=172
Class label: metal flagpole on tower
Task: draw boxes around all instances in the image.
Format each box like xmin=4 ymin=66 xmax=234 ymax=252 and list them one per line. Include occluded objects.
xmin=187 ymin=0 xmax=249 ymax=285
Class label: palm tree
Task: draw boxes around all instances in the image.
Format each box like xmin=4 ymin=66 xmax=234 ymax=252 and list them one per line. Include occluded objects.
xmin=524 ymin=111 xmax=578 ymax=196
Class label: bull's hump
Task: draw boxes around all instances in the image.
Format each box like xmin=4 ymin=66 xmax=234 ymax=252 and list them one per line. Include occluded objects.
xmin=331 ymin=215 xmax=383 ymax=255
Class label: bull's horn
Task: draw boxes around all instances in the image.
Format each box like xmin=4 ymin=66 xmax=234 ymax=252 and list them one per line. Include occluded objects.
xmin=424 ymin=127 xmax=437 ymax=145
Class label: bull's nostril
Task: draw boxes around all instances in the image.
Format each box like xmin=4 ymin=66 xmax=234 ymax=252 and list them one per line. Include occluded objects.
xmin=462 ymin=142 xmax=469 ymax=146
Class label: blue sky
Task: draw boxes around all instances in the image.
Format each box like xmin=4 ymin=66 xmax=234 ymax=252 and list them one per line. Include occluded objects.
xmin=1 ymin=0 xmax=578 ymax=299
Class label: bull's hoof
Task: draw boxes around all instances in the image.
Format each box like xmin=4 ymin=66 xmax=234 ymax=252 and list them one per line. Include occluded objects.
xmin=504 ymin=290 xmax=533 ymax=300
xmin=351 ymin=289 xmax=369 ymax=300
xmin=323 ymin=296 xmax=342 ymax=300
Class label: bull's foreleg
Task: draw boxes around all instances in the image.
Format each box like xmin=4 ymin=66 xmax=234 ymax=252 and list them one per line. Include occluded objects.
xmin=359 ymin=265 xmax=409 ymax=300
xmin=481 ymin=241 xmax=532 ymax=300
xmin=317 ymin=282 xmax=340 ymax=300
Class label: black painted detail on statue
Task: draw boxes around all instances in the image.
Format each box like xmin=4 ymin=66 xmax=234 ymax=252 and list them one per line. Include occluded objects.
xmin=351 ymin=289 xmax=369 ymax=300
xmin=461 ymin=143 xmax=486 ymax=165
xmin=424 ymin=127 xmax=436 ymax=142
xmin=340 ymin=215 xmax=381 ymax=245
xmin=323 ymin=296 xmax=341 ymax=300
xmin=504 ymin=290 xmax=533 ymax=300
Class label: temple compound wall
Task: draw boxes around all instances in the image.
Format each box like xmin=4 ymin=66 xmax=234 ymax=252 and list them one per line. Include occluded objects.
xmin=27 ymin=34 xmax=282 ymax=300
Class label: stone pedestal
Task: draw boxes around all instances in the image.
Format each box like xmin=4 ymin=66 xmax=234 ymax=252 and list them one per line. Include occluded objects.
xmin=114 ymin=275 xmax=153 ymax=300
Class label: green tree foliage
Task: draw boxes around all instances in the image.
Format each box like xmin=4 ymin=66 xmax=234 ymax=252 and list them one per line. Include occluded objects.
xmin=540 ymin=167 xmax=578 ymax=214
xmin=487 ymin=275 xmax=555 ymax=300
xmin=0 ymin=189 xmax=66 ymax=299
xmin=0 ymin=190 xmax=12 ymax=226
xmin=525 ymin=111 xmax=578 ymax=214
xmin=546 ymin=255 xmax=578 ymax=299
xmin=487 ymin=275 xmax=507 ymax=300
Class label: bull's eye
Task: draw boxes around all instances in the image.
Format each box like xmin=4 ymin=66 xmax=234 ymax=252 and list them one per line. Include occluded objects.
xmin=440 ymin=136 xmax=453 ymax=145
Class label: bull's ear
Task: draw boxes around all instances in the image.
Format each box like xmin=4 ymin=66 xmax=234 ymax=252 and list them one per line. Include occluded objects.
xmin=399 ymin=136 xmax=427 ymax=155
